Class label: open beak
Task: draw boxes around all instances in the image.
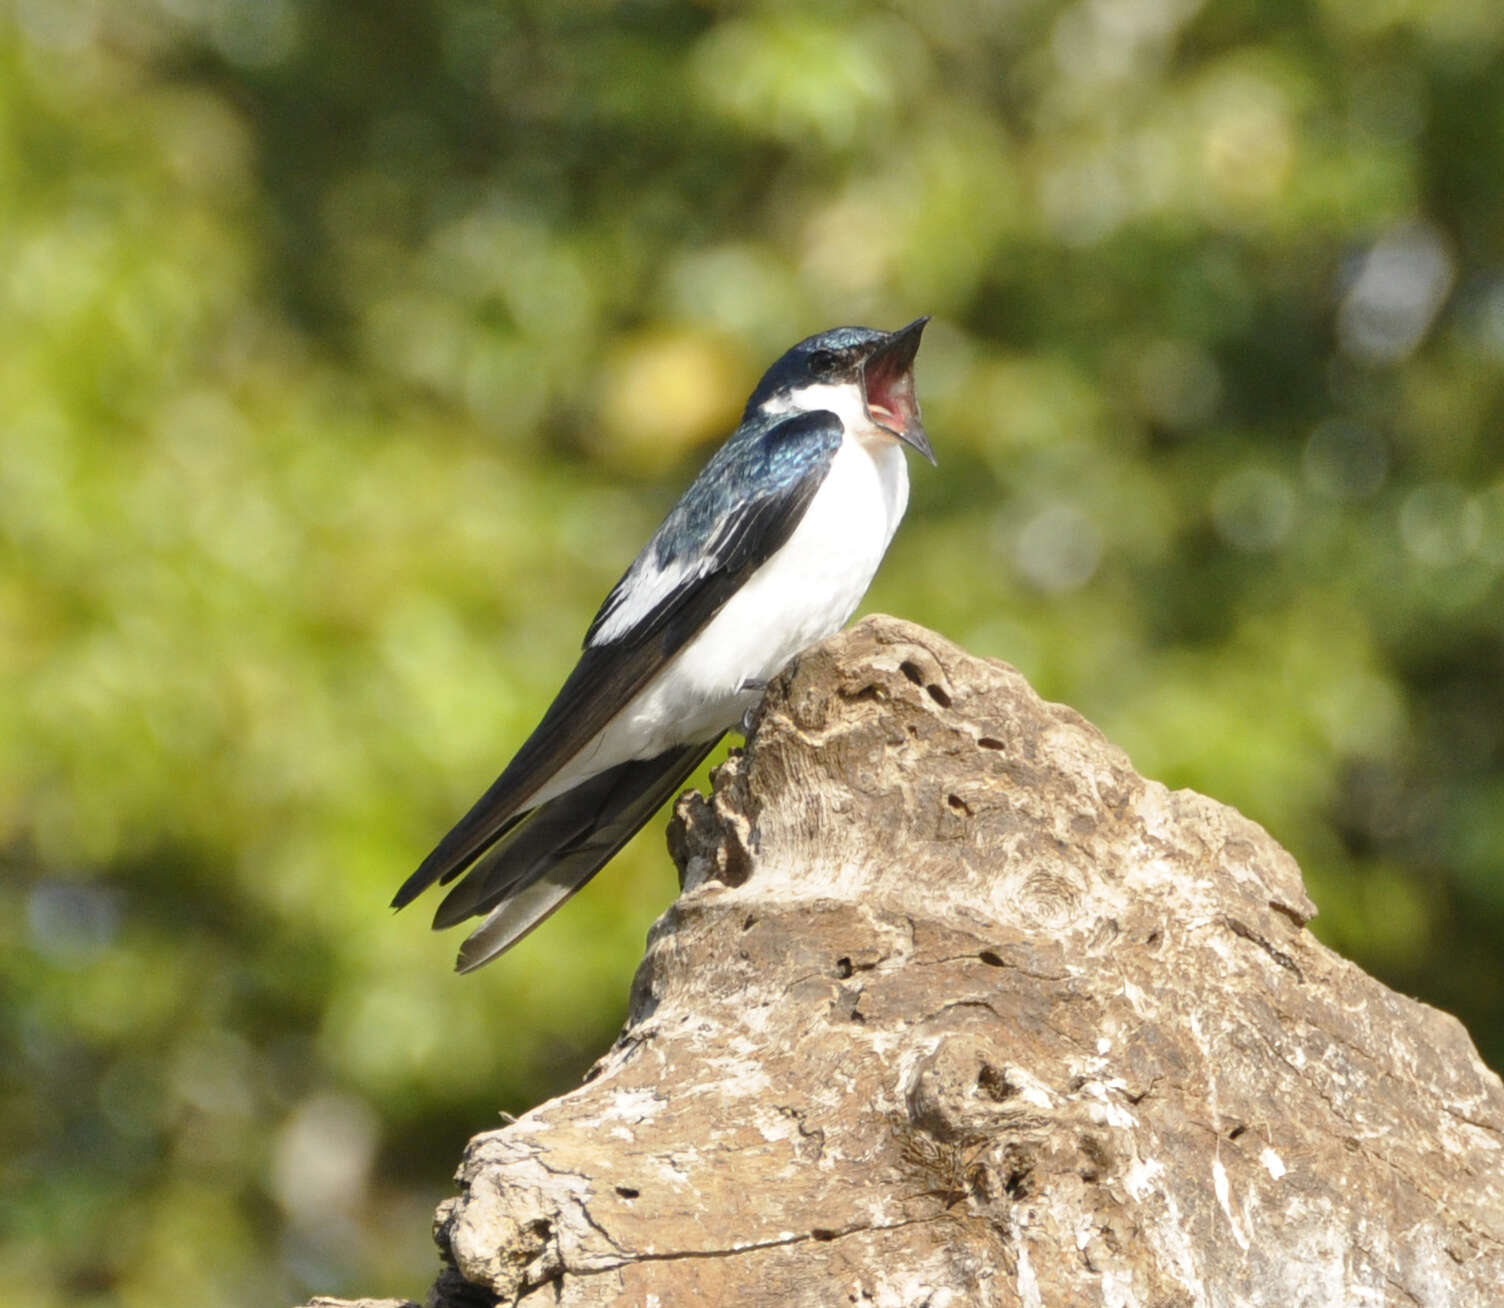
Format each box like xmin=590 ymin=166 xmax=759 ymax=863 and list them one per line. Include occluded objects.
xmin=861 ymin=316 xmax=934 ymax=465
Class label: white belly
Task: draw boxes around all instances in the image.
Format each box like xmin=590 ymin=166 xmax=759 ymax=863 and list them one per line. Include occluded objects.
xmin=532 ymin=435 xmax=909 ymax=804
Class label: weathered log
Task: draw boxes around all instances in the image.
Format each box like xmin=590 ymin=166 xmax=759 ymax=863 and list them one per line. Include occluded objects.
xmin=313 ymin=615 xmax=1504 ymax=1307
xmin=297 ymin=1299 xmax=418 ymax=1308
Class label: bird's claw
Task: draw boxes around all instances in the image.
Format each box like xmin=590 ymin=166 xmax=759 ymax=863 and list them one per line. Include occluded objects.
xmin=739 ymin=679 xmax=770 ymax=736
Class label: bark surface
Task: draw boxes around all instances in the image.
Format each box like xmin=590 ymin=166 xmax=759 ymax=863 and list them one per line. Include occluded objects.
xmin=313 ymin=616 xmax=1504 ymax=1307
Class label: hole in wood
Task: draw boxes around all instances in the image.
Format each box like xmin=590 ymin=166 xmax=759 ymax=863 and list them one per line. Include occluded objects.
xmin=977 ymin=1063 xmax=1016 ymax=1101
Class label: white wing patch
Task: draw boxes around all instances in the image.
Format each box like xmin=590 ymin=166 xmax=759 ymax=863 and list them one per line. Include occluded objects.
xmin=589 ymin=398 xmax=863 ymax=651
xmin=587 ymin=474 xmax=781 ymax=648
xmin=588 ymin=552 xmax=704 ymax=646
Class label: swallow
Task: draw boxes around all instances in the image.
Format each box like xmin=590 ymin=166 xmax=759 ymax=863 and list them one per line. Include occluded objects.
xmin=394 ymin=318 xmax=933 ymax=971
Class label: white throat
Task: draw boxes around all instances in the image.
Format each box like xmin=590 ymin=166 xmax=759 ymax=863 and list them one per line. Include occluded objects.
xmin=759 ymin=380 xmax=890 ymax=444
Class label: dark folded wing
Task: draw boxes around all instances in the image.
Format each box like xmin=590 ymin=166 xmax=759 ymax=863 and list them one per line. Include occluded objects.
xmin=391 ymin=408 xmax=843 ymax=912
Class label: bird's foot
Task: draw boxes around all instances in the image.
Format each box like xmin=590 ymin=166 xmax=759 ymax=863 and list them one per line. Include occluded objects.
xmin=738 ymin=680 xmax=770 ymax=737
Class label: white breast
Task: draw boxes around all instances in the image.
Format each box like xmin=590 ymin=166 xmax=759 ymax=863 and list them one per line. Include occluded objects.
xmin=686 ymin=432 xmax=908 ymax=686
xmin=531 ymin=432 xmax=910 ymax=804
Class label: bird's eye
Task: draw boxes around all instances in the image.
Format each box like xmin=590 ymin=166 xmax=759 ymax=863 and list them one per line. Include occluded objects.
xmin=808 ymin=349 xmax=837 ymax=377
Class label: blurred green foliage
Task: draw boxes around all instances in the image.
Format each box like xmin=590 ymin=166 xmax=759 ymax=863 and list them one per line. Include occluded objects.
xmin=2 ymin=0 xmax=1502 ymax=1302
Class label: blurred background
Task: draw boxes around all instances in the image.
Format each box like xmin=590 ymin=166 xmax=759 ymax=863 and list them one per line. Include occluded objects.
xmin=2 ymin=0 xmax=1501 ymax=1302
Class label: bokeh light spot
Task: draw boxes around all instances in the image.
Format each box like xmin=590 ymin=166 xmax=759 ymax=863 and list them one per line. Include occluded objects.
xmin=1013 ymin=504 xmax=1104 ymax=594
xmin=1339 ymin=224 xmax=1455 ymax=365
xmin=1303 ymin=419 xmax=1389 ymax=501
xmin=26 ymin=879 xmax=120 ymax=966
xmin=1399 ymin=482 xmax=1482 ymax=566
xmin=1211 ymin=467 xmax=1296 ymax=553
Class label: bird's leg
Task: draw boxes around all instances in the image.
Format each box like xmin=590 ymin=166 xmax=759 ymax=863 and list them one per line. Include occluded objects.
xmin=739 ymin=679 xmax=769 ymax=736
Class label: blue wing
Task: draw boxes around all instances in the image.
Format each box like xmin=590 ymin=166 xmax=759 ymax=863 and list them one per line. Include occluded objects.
xmin=391 ymin=409 xmax=844 ymax=931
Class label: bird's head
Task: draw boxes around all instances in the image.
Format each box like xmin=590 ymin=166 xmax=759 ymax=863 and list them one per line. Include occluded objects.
xmin=746 ymin=317 xmax=935 ymax=464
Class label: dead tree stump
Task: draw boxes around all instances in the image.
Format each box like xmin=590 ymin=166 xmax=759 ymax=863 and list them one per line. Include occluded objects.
xmin=311 ymin=616 xmax=1504 ymax=1307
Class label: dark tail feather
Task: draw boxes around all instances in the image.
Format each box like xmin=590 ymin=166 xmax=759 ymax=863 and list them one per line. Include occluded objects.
xmin=431 ymin=737 xmax=721 ymax=973
xmin=391 ymin=807 xmax=529 ymax=910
